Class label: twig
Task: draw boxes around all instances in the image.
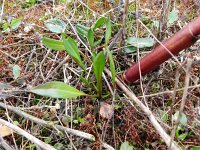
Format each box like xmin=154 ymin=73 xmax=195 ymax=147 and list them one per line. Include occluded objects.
xmin=101 ymin=142 xmax=115 ymax=150
xmin=137 ymin=19 xmax=186 ymax=72
xmin=0 ymin=102 xmax=95 ymax=141
xmin=0 ymin=49 xmax=17 ymax=61
xmin=44 ymin=56 xmax=69 ymax=81
xmin=108 ymin=28 xmax=123 ymax=50
xmin=158 ymin=0 xmax=171 ymax=40
xmin=61 ymin=14 xmax=92 ymax=55
xmin=119 ymin=0 xmax=129 ymax=54
xmin=138 ymin=84 xmax=200 ymax=98
xmin=170 ymin=65 xmax=181 ymax=126
xmin=0 ymin=0 xmax=5 ymax=22
xmin=77 ymin=0 xmax=98 ymax=16
xmin=39 ymin=49 xmax=51 ymax=81
xmin=0 ymin=118 xmax=56 ymax=150
xmin=24 ymin=45 xmax=36 ymax=72
xmin=135 ymin=3 xmax=149 ymax=108
xmin=0 ymin=136 xmax=14 ymax=150
xmin=104 ymin=68 xmax=180 ymax=150
xmin=169 ymin=58 xmax=193 ymax=149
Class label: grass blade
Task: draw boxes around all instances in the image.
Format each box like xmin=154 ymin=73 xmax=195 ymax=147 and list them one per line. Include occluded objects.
xmin=87 ymin=28 xmax=94 ymax=50
xmin=106 ymin=47 xmax=115 ymax=84
xmin=105 ymin=18 xmax=111 ymax=46
xmin=93 ymin=51 xmax=105 ymax=97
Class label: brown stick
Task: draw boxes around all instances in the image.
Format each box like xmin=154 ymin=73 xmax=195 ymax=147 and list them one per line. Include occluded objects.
xmin=124 ymin=16 xmax=200 ymax=83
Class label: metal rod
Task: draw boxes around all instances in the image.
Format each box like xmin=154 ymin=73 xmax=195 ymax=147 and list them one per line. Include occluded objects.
xmin=124 ymin=16 xmax=200 ymax=83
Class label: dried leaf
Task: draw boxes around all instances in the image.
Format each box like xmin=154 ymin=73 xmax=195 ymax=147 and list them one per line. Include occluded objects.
xmin=99 ymin=102 xmax=114 ymax=119
xmin=0 ymin=124 xmax=13 ymax=137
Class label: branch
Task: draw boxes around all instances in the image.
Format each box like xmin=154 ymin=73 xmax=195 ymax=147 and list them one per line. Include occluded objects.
xmin=0 ymin=102 xmax=95 ymax=141
xmin=0 ymin=118 xmax=56 ymax=150
xmin=0 ymin=136 xmax=14 ymax=150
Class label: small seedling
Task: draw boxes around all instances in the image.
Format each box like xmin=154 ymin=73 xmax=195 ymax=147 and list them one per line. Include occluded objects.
xmin=35 ymin=17 xmax=115 ymax=100
xmin=2 ymin=18 xmax=21 ymax=32
xmin=173 ymin=111 xmax=188 ymax=141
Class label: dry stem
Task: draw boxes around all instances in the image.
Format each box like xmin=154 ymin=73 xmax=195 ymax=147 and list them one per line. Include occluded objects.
xmin=105 ymin=68 xmax=180 ymax=150
xmin=0 ymin=118 xmax=56 ymax=150
xmin=169 ymin=58 xmax=193 ymax=149
xmin=0 ymin=102 xmax=95 ymax=141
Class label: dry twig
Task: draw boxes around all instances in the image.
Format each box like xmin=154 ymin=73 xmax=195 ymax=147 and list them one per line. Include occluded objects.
xmin=105 ymin=68 xmax=180 ymax=150
xmin=0 ymin=118 xmax=56 ymax=150
xmin=0 ymin=102 xmax=95 ymax=141
xmin=169 ymin=58 xmax=193 ymax=149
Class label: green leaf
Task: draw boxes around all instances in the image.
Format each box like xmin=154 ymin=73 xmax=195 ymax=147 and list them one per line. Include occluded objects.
xmin=42 ymin=37 xmax=65 ymax=50
xmin=44 ymin=137 xmax=51 ymax=144
xmin=45 ymin=18 xmax=67 ymax=33
xmin=63 ymin=37 xmax=86 ymax=70
xmin=159 ymin=110 xmax=169 ymax=123
xmin=2 ymin=22 xmax=9 ymax=32
xmin=76 ymin=24 xmax=89 ymax=37
xmin=105 ymin=18 xmax=111 ymax=45
xmin=94 ymin=38 xmax=103 ymax=47
xmin=54 ymin=143 xmax=63 ymax=150
xmin=191 ymin=146 xmax=200 ymax=150
xmin=178 ymin=133 xmax=187 ymax=141
xmin=91 ymin=17 xmax=105 ymax=30
xmin=31 ymin=81 xmax=86 ymax=99
xmin=175 ymin=126 xmax=187 ymax=141
xmin=173 ymin=111 xmax=187 ymax=126
xmin=10 ymin=18 xmax=21 ymax=30
xmin=12 ymin=65 xmax=20 ymax=79
xmin=168 ymin=9 xmax=179 ymax=27
xmin=123 ymin=46 xmax=137 ymax=54
xmin=87 ymin=28 xmax=94 ymax=50
xmin=126 ymin=37 xmax=155 ymax=49
xmin=93 ymin=51 xmax=105 ymax=97
xmin=13 ymin=121 xmax=19 ymax=126
xmin=106 ymin=47 xmax=115 ymax=84
xmin=120 ymin=141 xmax=134 ymax=150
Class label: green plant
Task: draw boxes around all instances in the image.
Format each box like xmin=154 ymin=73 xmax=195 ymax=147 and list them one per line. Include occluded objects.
xmin=22 ymin=0 xmax=37 ymax=8
xmin=93 ymin=51 xmax=106 ymax=98
xmin=191 ymin=146 xmax=200 ymax=150
xmin=31 ymin=17 xmax=116 ymax=100
xmin=2 ymin=18 xmax=21 ymax=32
xmin=31 ymin=81 xmax=86 ymax=99
xmin=120 ymin=141 xmax=135 ymax=150
xmin=173 ymin=111 xmax=188 ymax=141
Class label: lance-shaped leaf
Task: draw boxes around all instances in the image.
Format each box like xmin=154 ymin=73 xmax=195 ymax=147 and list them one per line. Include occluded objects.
xmin=106 ymin=47 xmax=115 ymax=84
xmin=87 ymin=28 xmax=94 ymax=50
xmin=31 ymin=81 xmax=86 ymax=99
xmin=42 ymin=37 xmax=65 ymax=50
xmin=93 ymin=51 xmax=105 ymax=97
xmin=105 ymin=18 xmax=111 ymax=46
xmin=45 ymin=18 xmax=67 ymax=33
xmin=76 ymin=24 xmax=89 ymax=37
xmin=91 ymin=17 xmax=105 ymax=30
xmin=63 ymin=37 xmax=86 ymax=70
xmin=126 ymin=37 xmax=155 ymax=48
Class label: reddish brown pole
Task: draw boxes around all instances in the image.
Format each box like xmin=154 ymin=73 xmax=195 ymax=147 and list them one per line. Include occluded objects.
xmin=124 ymin=16 xmax=200 ymax=83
